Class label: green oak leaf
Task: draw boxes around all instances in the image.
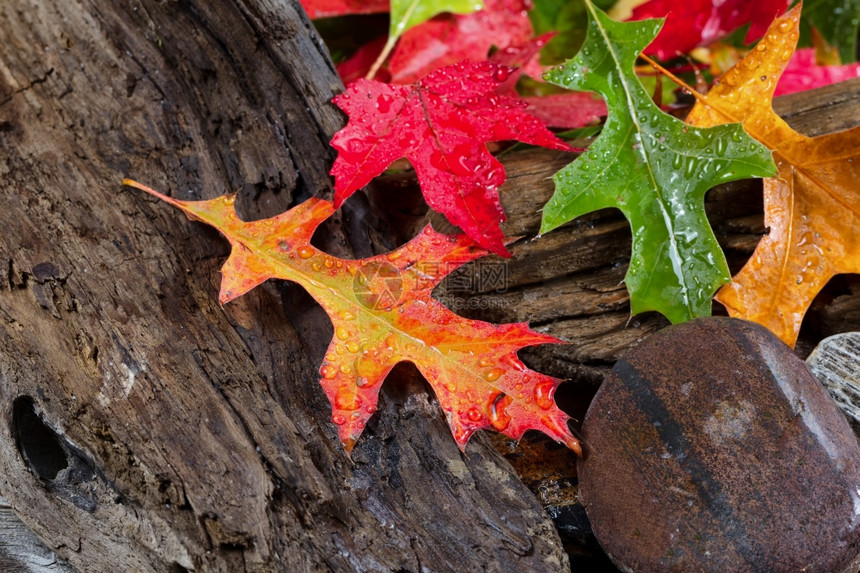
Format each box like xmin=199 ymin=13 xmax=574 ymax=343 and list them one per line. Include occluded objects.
xmin=540 ymin=2 xmax=777 ymax=324
xmin=390 ymin=0 xmax=483 ymax=39
xmin=797 ymin=0 xmax=860 ymax=63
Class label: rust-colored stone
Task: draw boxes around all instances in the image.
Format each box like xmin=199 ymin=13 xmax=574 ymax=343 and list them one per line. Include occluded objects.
xmin=579 ymin=317 xmax=860 ymax=572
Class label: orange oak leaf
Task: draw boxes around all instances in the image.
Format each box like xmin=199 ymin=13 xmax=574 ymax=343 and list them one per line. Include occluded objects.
xmin=124 ymin=179 xmax=581 ymax=455
xmin=685 ymin=3 xmax=860 ymax=347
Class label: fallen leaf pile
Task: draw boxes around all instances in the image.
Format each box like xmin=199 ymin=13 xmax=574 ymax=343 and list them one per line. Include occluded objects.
xmin=131 ymin=0 xmax=860 ymax=453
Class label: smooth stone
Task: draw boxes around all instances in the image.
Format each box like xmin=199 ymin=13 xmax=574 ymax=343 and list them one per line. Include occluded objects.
xmin=807 ymin=332 xmax=860 ymax=435
xmin=578 ymin=317 xmax=860 ymax=573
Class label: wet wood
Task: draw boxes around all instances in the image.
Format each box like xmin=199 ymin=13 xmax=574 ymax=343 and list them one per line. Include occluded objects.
xmin=0 ymin=1 xmax=568 ymax=571
xmin=807 ymin=332 xmax=860 ymax=435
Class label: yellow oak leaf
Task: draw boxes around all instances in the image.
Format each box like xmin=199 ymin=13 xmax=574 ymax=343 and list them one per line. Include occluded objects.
xmin=685 ymin=3 xmax=860 ymax=347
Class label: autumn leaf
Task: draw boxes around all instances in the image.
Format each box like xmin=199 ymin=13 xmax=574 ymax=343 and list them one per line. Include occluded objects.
xmin=330 ymin=60 xmax=572 ymax=256
xmin=540 ymin=2 xmax=776 ymax=324
xmin=629 ymin=0 xmax=789 ymax=60
xmin=685 ymin=4 xmax=860 ymax=347
xmin=388 ymin=0 xmax=533 ymax=84
xmin=800 ymin=0 xmax=860 ymax=63
xmin=124 ymin=179 xmax=581 ymax=455
xmin=774 ymin=48 xmax=860 ymax=96
xmin=299 ymin=0 xmax=388 ymax=19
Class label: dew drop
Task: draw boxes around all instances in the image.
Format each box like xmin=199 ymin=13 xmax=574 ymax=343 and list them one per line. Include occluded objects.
xmin=335 ymin=387 xmax=360 ymax=410
xmin=467 ymin=408 xmax=482 ymax=422
xmin=346 ymin=341 xmax=361 ymax=353
xmin=490 ymin=394 xmax=512 ymax=431
xmin=385 ymin=334 xmax=398 ymax=351
xmin=336 ymin=326 xmax=350 ymax=340
xmin=298 ymin=246 xmax=314 ymax=259
xmin=484 ymin=368 xmax=504 ymax=382
xmin=320 ymin=364 xmax=338 ymax=380
xmin=338 ymin=309 xmax=356 ymax=321
xmin=501 ymin=355 xmax=526 ymax=372
xmin=332 ymin=414 xmax=346 ymax=425
xmin=534 ymin=381 xmax=556 ymax=410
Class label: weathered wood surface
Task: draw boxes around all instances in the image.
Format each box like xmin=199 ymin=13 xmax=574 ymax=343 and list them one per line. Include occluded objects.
xmin=0 ymin=1 xmax=569 ymax=571
xmin=0 ymin=496 xmax=73 ymax=573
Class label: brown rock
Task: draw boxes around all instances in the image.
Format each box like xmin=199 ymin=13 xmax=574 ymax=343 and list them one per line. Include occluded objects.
xmin=578 ymin=317 xmax=860 ymax=573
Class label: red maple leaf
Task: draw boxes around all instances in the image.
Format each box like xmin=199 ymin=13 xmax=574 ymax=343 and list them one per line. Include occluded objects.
xmin=299 ymin=0 xmax=388 ymax=19
xmin=330 ymin=60 xmax=572 ymax=256
xmin=630 ymin=0 xmax=789 ymax=60
xmin=388 ymin=0 xmax=534 ymax=84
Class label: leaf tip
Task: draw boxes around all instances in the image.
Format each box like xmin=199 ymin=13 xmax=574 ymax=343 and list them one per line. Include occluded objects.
xmin=342 ymin=436 xmax=358 ymax=455
xmin=566 ymin=436 xmax=583 ymax=457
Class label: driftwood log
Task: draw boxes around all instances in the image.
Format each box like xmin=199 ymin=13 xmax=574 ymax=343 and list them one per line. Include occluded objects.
xmin=0 ymin=1 xmax=567 ymax=571
xmin=1 ymin=0 xmax=859 ymax=570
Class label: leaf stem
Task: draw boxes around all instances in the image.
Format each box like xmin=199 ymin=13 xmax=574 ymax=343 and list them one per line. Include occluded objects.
xmin=638 ymin=53 xmax=709 ymax=107
xmin=366 ymin=36 xmax=397 ymax=80
xmin=366 ymin=0 xmax=423 ymax=80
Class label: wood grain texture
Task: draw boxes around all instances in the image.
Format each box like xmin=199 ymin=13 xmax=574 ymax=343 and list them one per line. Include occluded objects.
xmin=0 ymin=1 xmax=568 ymax=571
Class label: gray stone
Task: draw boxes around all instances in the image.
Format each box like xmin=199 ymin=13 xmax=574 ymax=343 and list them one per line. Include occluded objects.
xmin=578 ymin=317 xmax=860 ymax=573
xmin=807 ymin=332 xmax=860 ymax=435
